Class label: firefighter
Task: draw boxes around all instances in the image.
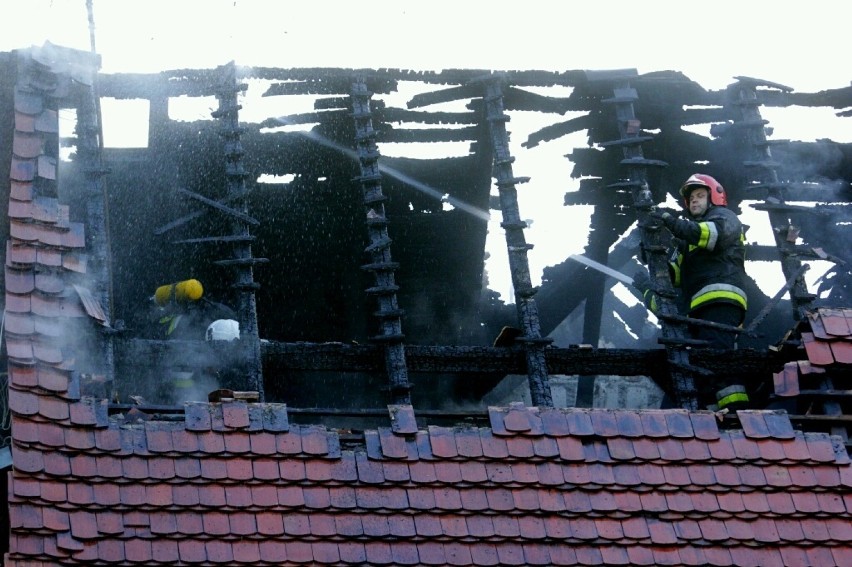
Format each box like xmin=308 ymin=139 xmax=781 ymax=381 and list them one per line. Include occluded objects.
xmin=153 ymin=279 xmax=235 ymax=341
xmin=150 ymin=279 xmax=237 ymax=403
xmin=633 ymin=173 xmax=750 ymax=410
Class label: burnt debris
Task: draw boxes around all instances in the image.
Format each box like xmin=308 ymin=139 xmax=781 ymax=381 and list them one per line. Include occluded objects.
xmin=2 ymin=42 xmax=852 ymax=440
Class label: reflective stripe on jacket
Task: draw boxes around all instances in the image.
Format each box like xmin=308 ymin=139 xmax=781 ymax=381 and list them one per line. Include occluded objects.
xmin=667 ymin=206 xmax=748 ymax=316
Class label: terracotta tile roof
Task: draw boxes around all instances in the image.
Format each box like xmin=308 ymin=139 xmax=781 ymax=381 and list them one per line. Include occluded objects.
xmin=773 ymin=308 xmax=852 ymax=400
xmin=6 ymin=391 xmax=852 ymax=565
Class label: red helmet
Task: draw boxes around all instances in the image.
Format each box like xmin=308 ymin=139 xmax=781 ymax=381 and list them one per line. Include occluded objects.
xmin=679 ymin=173 xmax=727 ymax=208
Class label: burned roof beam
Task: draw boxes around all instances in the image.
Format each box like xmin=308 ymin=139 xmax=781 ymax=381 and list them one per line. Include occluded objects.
xmin=728 ymin=79 xmax=814 ymax=320
xmin=407 ymin=83 xmax=482 ymax=109
xmin=378 ymin=126 xmax=480 ymax=144
xmin=351 ymin=77 xmax=411 ymax=406
xmin=379 ymin=107 xmax=479 ymax=125
xmin=478 ymin=75 xmax=552 ymax=407
xmin=116 ymin=338 xmax=791 ymax=378
xmin=176 ymin=187 xmax=259 ymax=225
xmin=211 ymin=62 xmax=264 ymax=399
xmin=601 ymin=78 xmax=698 ymax=409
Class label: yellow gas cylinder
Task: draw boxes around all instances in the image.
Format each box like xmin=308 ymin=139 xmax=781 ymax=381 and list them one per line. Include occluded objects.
xmin=154 ymin=279 xmax=204 ymax=306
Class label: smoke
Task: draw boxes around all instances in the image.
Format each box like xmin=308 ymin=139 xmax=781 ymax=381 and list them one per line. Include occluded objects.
xmin=270 ymin=119 xmax=492 ymax=222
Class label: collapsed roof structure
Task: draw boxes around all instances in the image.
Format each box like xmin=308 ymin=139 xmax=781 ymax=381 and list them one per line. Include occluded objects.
xmin=1 ymin=41 xmax=851 ymax=564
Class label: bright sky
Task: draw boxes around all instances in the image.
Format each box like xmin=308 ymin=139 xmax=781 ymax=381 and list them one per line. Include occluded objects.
xmin=2 ymin=0 xmax=848 ymax=91
xmin=2 ymin=0 xmax=850 ymax=305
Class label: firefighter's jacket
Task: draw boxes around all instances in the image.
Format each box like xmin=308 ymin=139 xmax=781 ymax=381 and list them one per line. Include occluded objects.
xmin=665 ymin=205 xmax=748 ymax=317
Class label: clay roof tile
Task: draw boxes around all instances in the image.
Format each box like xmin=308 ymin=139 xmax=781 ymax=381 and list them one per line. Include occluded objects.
xmin=536 ymin=462 xmax=564 ymax=486
xmin=613 ymin=463 xmax=642 ymax=487
xmin=221 ymin=538 xmax=255 ymax=564
xmin=765 ymin=491 xmax=796 ymax=515
xmin=756 ymin=437 xmax=788 ymax=461
xmin=621 ymin=516 xmax=651 ymax=540
xmin=386 ymin=542 xmax=417 ymax=565
xmin=729 ymin=430 xmax=762 ymax=460
xmin=826 ymin=517 xmax=852 ymax=541
xmin=284 ymin=541 xmax=314 ymax=563
xmin=220 ymin=400 xmax=250 ymax=429
xmin=539 ymin=407 xmax=571 ymax=436
xmin=764 ymin=411 xmax=796 ymax=438
xmin=258 ymin=539 xmax=290 ymax=563
xmin=226 ymin=457 xmax=253 ymax=481
xmin=124 ymin=539 xmax=152 ymax=563
xmin=802 ymin=331 xmax=835 ymax=365
xmin=531 ymin=435 xmax=559 ymax=457
xmin=763 ymin=464 xmax=793 ymax=487
xmin=504 ymin=405 xmax=543 ymax=434
xmin=378 ymin=426 xmax=409 ymax=459
xmin=780 ymin=433 xmax=812 ymax=461
xmin=665 ymin=491 xmax=693 ymax=513
xmin=774 ymin=362 xmax=800 ymax=397
xmin=455 ymin=427 xmax=484 ymax=457
xmin=5 ymin=268 xmax=35 ymax=294
xmin=362 ymin=514 xmax=392 ymax=537
xmin=678 ymin=438 xmax=711 ymax=461
xmin=433 ymin=487 xmax=463 ymax=510
xmin=460 ymin=488 xmax=488 ymax=512
xmin=555 ymin=435 xmax=584 ymax=461
xmin=14 ymin=111 xmax=36 ymax=132
xmin=506 ymin=436 xmax=535 ymax=458
xmin=662 ymin=465 xmax=692 ymax=486
xmin=657 ymin=438 xmax=687 ymax=461
xmin=364 ymin=429 xmax=383 ymax=459
xmin=816 ymin=492 xmax=847 ymax=514
xmin=479 ymin=430 xmax=509 ymax=458
xmin=302 ymin=425 xmax=336 ymax=456
xmin=804 ymin=432 xmax=837 ymax=462
xmin=521 ymin=543 xmax=552 ymax=565
xmin=38 ymin=395 xmax=70 ymax=421
xmin=417 ymin=541 xmax=447 ymax=565
xmin=428 ymin=426 xmax=459 ymax=457
xmin=782 ymin=490 xmax=821 ymax=521
xmin=170 ymin=485 xmax=199 ymax=508
xmin=589 ymin=409 xmax=619 ymax=436
xmin=539 ymin=489 xmax=568 ymax=512
xmin=563 ymin=490 xmax=592 ymax=513
xmin=242 ymin=430 xmax=273 ymax=454
xmin=832 ymin=339 xmax=852 ymax=363
xmin=388 ymin=404 xmax=418 ymax=434
xmin=607 ymin=437 xmax=636 ymax=460
xmin=184 ymin=402 xmax=212 ymax=431
xmin=629 ymin=437 xmax=660 ymax=460
xmin=10 ymin=157 xmax=35 ymax=181
xmin=409 ymin=461 xmax=438 ymax=484
xmin=485 ymin=488 xmax=514 ymax=511
xmin=413 ymin=514 xmax=441 ymax=536
xmin=664 ymin=410 xmax=695 ymax=437
xmin=33 ymin=421 xmax=64 ymax=448
xmin=563 ymin=409 xmax=595 ymax=436
xmin=5 ymin=339 xmax=35 ymax=365
xmin=459 ymin=461 xmax=486 ymax=482
xmin=600 ymin=546 xmax=631 ymax=565
xmin=637 ymin=410 xmax=669 ymax=437
xmin=813 ymin=465 xmax=841 ymax=487
xmin=738 ymin=410 xmax=771 ymax=438
xmin=146 ymin=539 xmax=178 ymax=563
xmin=487 ymin=407 xmax=510 ymax=435
xmin=807 ymin=546 xmax=839 ymax=566
xmin=625 ymin=546 xmax=656 ymax=566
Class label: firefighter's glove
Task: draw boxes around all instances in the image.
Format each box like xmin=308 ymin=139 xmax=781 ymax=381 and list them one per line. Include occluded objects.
xmin=649 ymin=207 xmax=676 ymax=230
xmin=632 ymin=268 xmax=651 ymax=293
